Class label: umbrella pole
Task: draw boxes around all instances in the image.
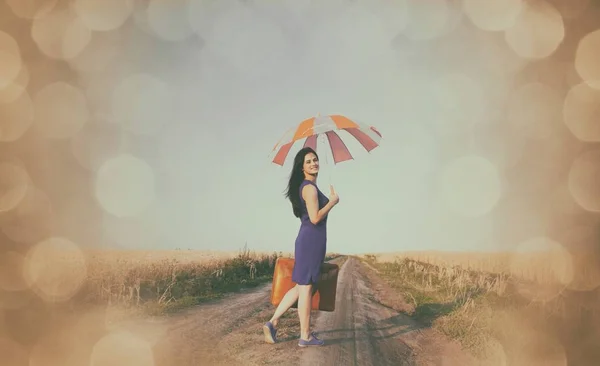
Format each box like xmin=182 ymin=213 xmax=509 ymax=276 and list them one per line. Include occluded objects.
xmin=320 ymin=133 xmax=333 ymax=187
xmin=327 ymin=149 xmax=333 ymax=187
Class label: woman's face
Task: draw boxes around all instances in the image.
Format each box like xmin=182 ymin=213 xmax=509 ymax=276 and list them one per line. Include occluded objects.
xmin=303 ymin=152 xmax=319 ymax=176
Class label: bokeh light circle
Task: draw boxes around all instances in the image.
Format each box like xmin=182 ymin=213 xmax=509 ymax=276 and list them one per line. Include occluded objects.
xmin=463 ymin=0 xmax=522 ymax=32
xmin=549 ymin=183 xmax=585 ymax=216
xmin=558 ymin=225 xmax=600 ymax=291
xmin=504 ymin=1 xmax=564 ymax=59
xmin=6 ymin=0 xmax=58 ymax=20
xmin=509 ymin=237 xmax=574 ymax=302
xmin=74 ymin=0 xmax=135 ymax=32
xmin=568 ymin=149 xmax=600 ymax=212
xmin=563 ymin=82 xmax=600 ymax=142
xmin=23 ymin=237 xmax=88 ymax=303
xmin=0 ymin=64 xmax=30 ymax=104
xmin=0 ymin=30 xmax=22 ymax=89
xmin=95 ymin=154 xmax=156 ymax=218
xmin=0 ymin=63 xmax=29 ymax=104
xmin=575 ymin=30 xmax=600 ymax=89
xmin=67 ymin=28 xmax=121 ymax=74
xmin=31 ymin=7 xmax=92 ymax=59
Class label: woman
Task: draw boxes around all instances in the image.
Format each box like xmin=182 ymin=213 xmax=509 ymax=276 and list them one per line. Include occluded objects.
xmin=263 ymin=147 xmax=339 ymax=347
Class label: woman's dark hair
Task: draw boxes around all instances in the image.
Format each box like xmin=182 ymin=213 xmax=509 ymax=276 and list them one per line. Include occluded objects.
xmin=285 ymin=147 xmax=318 ymax=218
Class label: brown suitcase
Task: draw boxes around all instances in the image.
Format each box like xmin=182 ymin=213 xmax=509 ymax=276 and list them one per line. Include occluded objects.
xmin=270 ymin=257 xmax=339 ymax=312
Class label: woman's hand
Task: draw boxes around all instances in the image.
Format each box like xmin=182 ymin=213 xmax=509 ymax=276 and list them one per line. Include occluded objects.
xmin=329 ymin=185 xmax=339 ymax=206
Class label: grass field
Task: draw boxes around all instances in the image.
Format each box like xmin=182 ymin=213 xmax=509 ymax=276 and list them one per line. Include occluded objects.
xmin=69 ymin=247 xmax=341 ymax=315
xmin=371 ymin=249 xmax=581 ymax=284
xmin=7 ymin=244 xmax=340 ymax=317
xmin=76 ymin=246 xmax=282 ymax=315
xmin=0 ymin=244 xmax=343 ymax=365
xmin=362 ymin=251 xmax=600 ymax=365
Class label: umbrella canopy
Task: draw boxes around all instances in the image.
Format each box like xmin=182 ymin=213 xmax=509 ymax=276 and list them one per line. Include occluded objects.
xmin=271 ymin=114 xmax=382 ymax=166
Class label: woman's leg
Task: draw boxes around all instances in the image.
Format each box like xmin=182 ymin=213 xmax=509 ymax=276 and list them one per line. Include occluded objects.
xmin=269 ymin=285 xmax=300 ymax=327
xmin=297 ymin=283 xmax=313 ymax=340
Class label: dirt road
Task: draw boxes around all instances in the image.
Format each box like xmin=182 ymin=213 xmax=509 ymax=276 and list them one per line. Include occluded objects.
xmin=115 ymin=257 xmax=476 ymax=365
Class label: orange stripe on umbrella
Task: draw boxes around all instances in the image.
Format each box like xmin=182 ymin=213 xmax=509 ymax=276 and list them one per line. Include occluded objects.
xmin=330 ymin=114 xmax=359 ymax=129
xmin=292 ymin=117 xmax=316 ymax=141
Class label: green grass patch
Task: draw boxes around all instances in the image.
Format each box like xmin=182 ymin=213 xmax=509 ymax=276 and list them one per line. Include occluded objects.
xmin=146 ymin=274 xmax=274 ymax=315
xmin=362 ymin=256 xmax=505 ymax=357
xmin=361 ymin=255 xmax=584 ymax=363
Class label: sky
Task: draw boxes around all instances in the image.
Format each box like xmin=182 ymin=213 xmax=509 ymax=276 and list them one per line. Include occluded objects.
xmin=1 ymin=0 xmax=600 ymax=255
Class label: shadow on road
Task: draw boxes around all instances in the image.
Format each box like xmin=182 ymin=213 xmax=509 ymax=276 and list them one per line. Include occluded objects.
xmin=412 ymin=302 xmax=457 ymax=326
xmin=276 ymin=313 xmax=423 ymax=345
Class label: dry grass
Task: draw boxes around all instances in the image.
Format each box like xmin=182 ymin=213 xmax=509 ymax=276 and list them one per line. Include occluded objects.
xmin=62 ymin=246 xmax=295 ymax=316
xmin=83 ymin=249 xmax=293 ymax=265
xmin=72 ymin=248 xmax=339 ymax=315
xmin=362 ymin=251 xmax=600 ymax=365
xmin=364 ymin=249 xmax=600 ymax=287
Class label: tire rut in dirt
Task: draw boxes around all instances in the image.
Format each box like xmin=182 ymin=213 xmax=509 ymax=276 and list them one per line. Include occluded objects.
xmin=301 ymin=258 xmax=417 ymax=366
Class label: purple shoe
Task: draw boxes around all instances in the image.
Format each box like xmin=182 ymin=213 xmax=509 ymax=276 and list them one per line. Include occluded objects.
xmin=298 ymin=335 xmax=325 ymax=347
xmin=263 ymin=322 xmax=277 ymax=344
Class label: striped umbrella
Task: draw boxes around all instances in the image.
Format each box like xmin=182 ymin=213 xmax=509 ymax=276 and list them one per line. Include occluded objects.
xmin=271 ymin=114 xmax=383 ymax=166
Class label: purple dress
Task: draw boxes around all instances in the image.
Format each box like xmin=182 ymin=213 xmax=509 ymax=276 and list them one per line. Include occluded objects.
xmin=292 ymin=179 xmax=329 ymax=286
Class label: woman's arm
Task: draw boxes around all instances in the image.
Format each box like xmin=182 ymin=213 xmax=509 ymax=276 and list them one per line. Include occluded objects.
xmin=303 ymin=184 xmax=336 ymax=225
